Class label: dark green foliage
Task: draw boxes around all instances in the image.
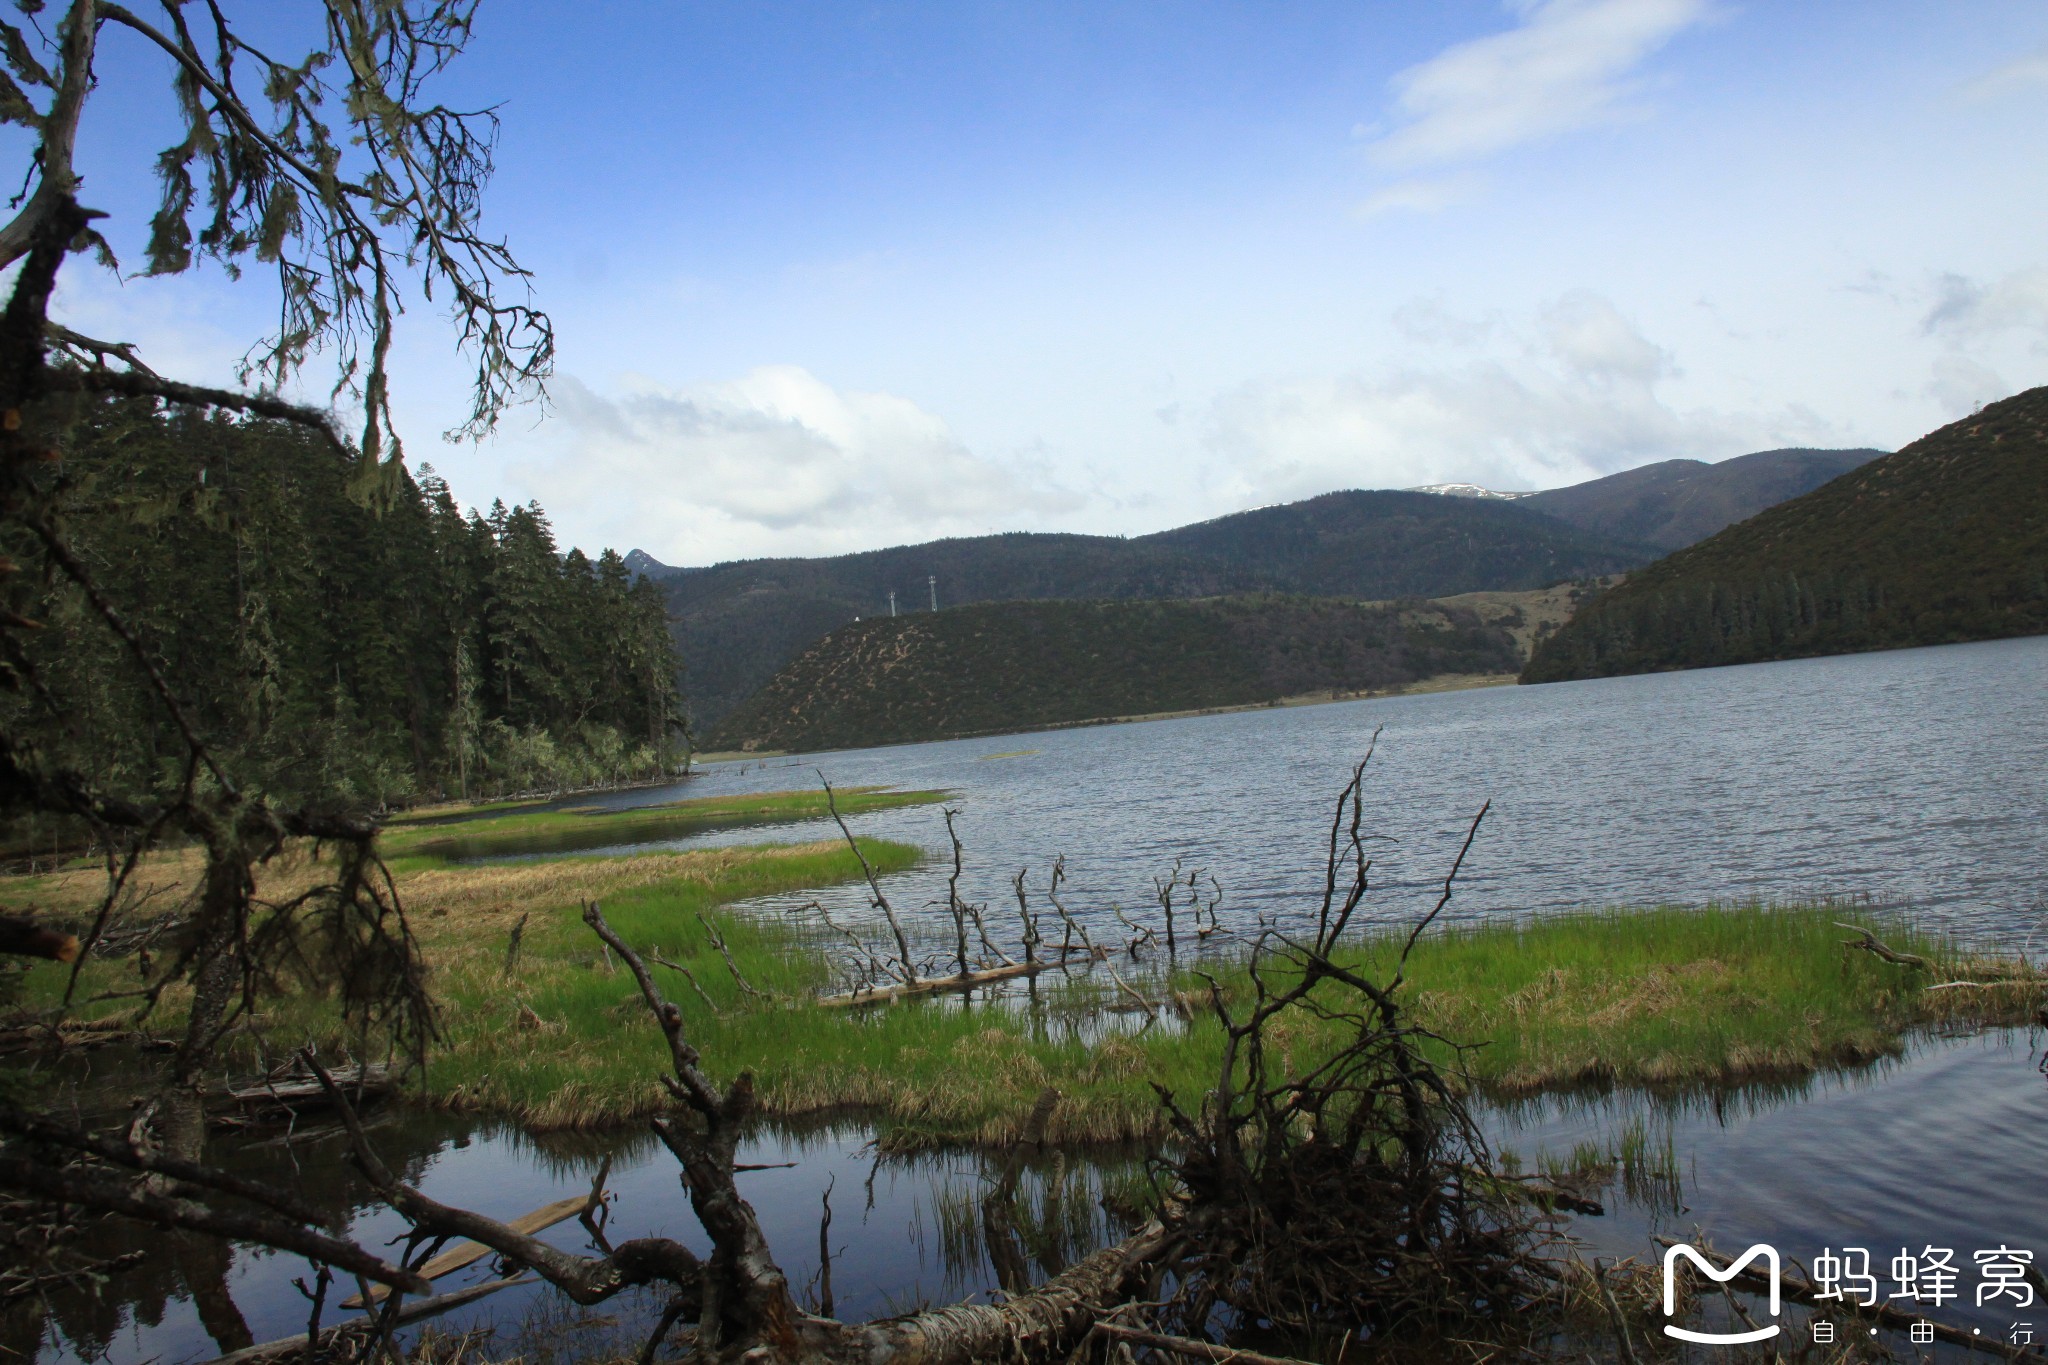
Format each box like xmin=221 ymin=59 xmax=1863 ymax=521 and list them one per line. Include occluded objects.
xmin=707 ymin=595 xmax=1522 ymax=752
xmin=662 ymin=491 xmax=1649 ymax=730
xmin=1519 ymin=446 xmax=1884 ymax=551
xmin=1523 ymin=387 xmax=2048 ymax=682
xmin=2 ymin=398 xmax=683 ymax=811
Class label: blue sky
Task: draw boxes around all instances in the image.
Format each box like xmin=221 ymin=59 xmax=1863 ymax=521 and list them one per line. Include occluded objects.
xmin=47 ymin=0 xmax=2048 ymax=563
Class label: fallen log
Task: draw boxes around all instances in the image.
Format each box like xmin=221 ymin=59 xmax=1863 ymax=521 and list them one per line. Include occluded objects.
xmin=341 ymin=1195 xmax=590 ymax=1307
xmin=1834 ymin=923 xmax=1931 ymax=970
xmin=842 ymin=1219 xmax=1178 ymax=1363
xmin=206 ymin=1274 xmax=534 ymax=1365
xmin=817 ymin=947 xmax=1107 ymax=1008
xmin=0 ymin=1016 xmax=151 ymax=1055
xmin=210 ymin=1063 xmax=394 ymax=1126
xmin=1089 ymin=1321 xmax=1321 ymax=1365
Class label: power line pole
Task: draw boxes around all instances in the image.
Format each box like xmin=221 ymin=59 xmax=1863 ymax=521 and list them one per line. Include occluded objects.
xmin=928 ymin=575 xmax=937 ymax=612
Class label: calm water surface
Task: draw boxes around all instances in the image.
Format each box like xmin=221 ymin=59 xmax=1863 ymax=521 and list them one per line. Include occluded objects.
xmin=26 ymin=1031 xmax=2044 ymax=1364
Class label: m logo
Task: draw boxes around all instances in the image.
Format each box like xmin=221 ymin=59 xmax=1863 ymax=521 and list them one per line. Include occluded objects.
xmin=1663 ymin=1243 xmax=1783 ymax=1344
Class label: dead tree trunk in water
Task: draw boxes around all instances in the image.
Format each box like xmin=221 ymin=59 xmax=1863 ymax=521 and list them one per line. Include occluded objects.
xmin=9 ymin=750 xmax=1565 ymax=1364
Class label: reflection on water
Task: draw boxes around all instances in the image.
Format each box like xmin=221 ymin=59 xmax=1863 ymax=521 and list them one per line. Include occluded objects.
xmin=13 ymin=1029 xmax=2043 ymax=1364
xmin=5 ymin=1108 xmax=1148 ymax=1365
xmin=1496 ymin=1027 xmax=2048 ymax=1339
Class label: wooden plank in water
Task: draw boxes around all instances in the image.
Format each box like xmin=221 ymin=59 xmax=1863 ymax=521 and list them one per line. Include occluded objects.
xmin=816 ymin=947 xmax=1107 ymax=1008
xmin=340 ymin=1195 xmax=588 ymax=1307
xmin=208 ymin=1275 xmax=534 ymax=1365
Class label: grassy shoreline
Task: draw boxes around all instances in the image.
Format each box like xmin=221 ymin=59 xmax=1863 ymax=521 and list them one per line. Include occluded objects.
xmin=380 ymin=785 xmax=948 ymax=862
xmin=11 ymin=798 xmax=2040 ymax=1149
xmin=418 ymin=897 xmax=2040 ymax=1144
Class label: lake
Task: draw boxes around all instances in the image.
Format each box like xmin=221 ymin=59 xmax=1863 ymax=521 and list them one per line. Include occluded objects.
xmin=579 ymin=633 xmax=2048 ymax=949
xmin=14 ymin=635 xmax=2048 ymax=1363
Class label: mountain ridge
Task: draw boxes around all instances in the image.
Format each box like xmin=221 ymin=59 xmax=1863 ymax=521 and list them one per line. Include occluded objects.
xmin=1522 ymin=392 xmax=2048 ymax=682
xmin=706 ymin=594 xmax=1526 ymax=754
xmin=632 ymin=443 xmax=1886 ymax=733
xmin=660 ymin=491 xmax=1649 ymax=731
xmin=1518 ymin=446 xmax=1885 ymax=551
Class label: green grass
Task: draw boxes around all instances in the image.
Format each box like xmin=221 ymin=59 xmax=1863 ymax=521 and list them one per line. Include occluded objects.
xmin=17 ymin=807 xmax=2038 ymax=1149
xmin=1299 ymin=902 xmax=2027 ymax=1093
xmin=398 ymin=899 xmax=2040 ymax=1143
xmin=380 ymin=785 xmax=948 ymax=862
xmin=382 ymin=795 xmax=561 ymax=826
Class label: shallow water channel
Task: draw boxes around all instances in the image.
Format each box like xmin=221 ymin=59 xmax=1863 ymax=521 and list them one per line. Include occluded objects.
xmin=19 ymin=1028 xmax=2046 ymax=1364
xmin=15 ymin=636 xmax=2048 ymax=1362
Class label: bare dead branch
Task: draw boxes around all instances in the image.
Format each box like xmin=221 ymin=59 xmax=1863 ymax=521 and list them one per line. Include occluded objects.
xmin=820 ymin=772 xmax=918 ymax=984
xmin=1834 ymin=922 xmax=1932 ymax=971
xmin=695 ymin=911 xmax=764 ymax=999
xmin=0 ymin=1152 xmax=427 ymax=1294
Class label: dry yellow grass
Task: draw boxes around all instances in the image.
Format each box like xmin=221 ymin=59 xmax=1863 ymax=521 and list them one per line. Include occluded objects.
xmin=397 ymin=843 xmax=851 ymax=931
xmin=13 ymin=839 xmax=855 ymax=937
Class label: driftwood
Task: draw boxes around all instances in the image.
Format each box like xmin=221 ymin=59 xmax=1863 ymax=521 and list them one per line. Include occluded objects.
xmin=820 ymin=774 xmax=920 ymax=985
xmin=696 ymin=912 xmax=766 ymax=998
xmin=209 ymin=1063 xmax=393 ymax=1129
xmin=0 ymin=1015 xmax=156 ymax=1055
xmin=817 ymin=947 xmax=1106 ymax=1008
xmin=1836 ymin=923 xmax=2046 ymax=992
xmin=1924 ymin=978 xmax=2044 ymax=991
xmin=303 ymin=905 xmax=1195 ymax=1363
xmin=1069 ymin=917 xmax=1159 ymax=1022
xmin=843 ymin=1219 xmax=1176 ymax=1363
xmin=649 ymin=951 xmax=722 ymax=1013
xmin=1089 ymin=1321 xmax=1319 ymax=1365
xmin=1502 ymin=1174 xmax=1606 ymax=1216
xmin=1834 ymin=922 xmax=1931 ymax=970
xmin=205 ymin=1275 xmax=535 ymax=1365
xmin=340 ymin=1194 xmax=589 ymax=1307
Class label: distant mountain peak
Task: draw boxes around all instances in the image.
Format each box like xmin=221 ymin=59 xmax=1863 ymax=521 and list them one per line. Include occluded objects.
xmin=1407 ymin=482 xmax=1536 ymax=500
xmin=624 ymin=548 xmax=678 ymax=579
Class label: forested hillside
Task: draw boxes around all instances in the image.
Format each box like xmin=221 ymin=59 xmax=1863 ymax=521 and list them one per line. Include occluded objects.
xmin=5 ymin=399 xmax=682 ymax=810
xmin=658 ymin=491 xmax=1648 ymax=729
xmin=1523 ymin=387 xmax=2048 ymax=682
xmin=1517 ymin=446 xmax=1883 ymax=550
xmin=707 ymin=595 xmax=1523 ymax=753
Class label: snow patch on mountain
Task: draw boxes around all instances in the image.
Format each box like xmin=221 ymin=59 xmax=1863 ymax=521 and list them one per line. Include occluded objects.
xmin=1405 ymin=483 xmax=1537 ymax=500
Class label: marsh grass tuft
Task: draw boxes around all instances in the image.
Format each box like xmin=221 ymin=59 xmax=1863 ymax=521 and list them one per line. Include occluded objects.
xmin=1325 ymin=902 xmax=2036 ymax=1093
xmin=381 ymin=785 xmax=948 ymax=861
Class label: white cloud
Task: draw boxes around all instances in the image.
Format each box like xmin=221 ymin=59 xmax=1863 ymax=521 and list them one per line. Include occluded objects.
xmin=1354 ymin=174 xmax=1485 ymax=219
xmin=1923 ymin=355 xmax=2009 ymax=416
xmin=1960 ymin=43 xmax=2048 ymax=101
xmin=45 ymin=258 xmax=281 ymax=396
xmin=1198 ymin=290 xmax=1831 ymax=502
xmin=519 ymin=366 xmax=1081 ymax=563
xmin=1368 ymin=0 xmax=1714 ymax=170
xmin=1915 ymin=268 xmax=2048 ymax=417
xmin=1922 ymin=268 xmax=2048 ymax=344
